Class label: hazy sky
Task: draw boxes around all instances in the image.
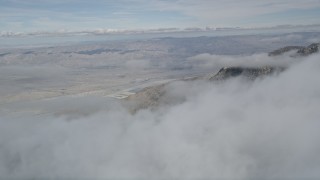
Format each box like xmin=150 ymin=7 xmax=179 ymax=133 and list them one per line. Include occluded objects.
xmin=1 ymin=0 xmax=320 ymax=32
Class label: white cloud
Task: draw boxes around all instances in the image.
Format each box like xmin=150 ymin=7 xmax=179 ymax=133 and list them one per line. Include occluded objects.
xmin=1 ymin=53 xmax=320 ymax=178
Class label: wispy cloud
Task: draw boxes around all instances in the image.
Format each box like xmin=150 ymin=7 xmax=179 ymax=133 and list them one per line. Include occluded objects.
xmin=1 ymin=52 xmax=320 ymax=178
xmin=0 ymin=0 xmax=320 ymax=32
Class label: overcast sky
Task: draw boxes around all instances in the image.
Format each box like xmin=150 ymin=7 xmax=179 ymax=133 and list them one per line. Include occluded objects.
xmin=1 ymin=0 xmax=320 ymax=32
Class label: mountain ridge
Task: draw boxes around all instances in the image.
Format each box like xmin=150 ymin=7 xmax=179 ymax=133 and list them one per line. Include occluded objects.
xmin=126 ymin=42 xmax=319 ymax=112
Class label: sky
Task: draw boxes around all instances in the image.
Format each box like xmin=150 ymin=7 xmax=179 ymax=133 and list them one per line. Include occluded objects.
xmin=1 ymin=0 xmax=320 ymax=33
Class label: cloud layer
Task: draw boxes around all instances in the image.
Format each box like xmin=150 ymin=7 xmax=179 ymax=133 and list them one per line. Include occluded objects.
xmin=1 ymin=53 xmax=320 ymax=179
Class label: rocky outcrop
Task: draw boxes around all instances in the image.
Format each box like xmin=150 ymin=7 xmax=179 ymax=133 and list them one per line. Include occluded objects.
xmin=297 ymin=43 xmax=319 ymax=56
xmin=209 ymin=66 xmax=284 ymax=81
xmin=269 ymin=43 xmax=319 ymax=56
xmin=268 ymin=46 xmax=303 ymax=56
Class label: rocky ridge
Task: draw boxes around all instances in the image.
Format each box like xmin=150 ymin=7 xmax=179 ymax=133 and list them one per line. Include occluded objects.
xmin=268 ymin=43 xmax=319 ymax=56
xmin=208 ymin=66 xmax=284 ymax=81
xmin=126 ymin=42 xmax=319 ymax=112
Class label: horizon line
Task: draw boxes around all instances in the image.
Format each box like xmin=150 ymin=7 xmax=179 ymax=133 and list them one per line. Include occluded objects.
xmin=1 ymin=23 xmax=320 ymax=38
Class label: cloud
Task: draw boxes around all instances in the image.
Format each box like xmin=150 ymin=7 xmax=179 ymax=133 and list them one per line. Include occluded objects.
xmin=1 ymin=0 xmax=320 ymax=32
xmin=1 ymin=52 xmax=320 ymax=178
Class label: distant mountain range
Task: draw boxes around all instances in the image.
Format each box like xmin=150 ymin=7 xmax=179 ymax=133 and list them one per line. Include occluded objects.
xmin=2 ymin=24 xmax=320 ymax=37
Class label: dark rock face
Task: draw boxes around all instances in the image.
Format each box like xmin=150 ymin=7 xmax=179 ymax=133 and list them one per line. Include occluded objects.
xmin=297 ymin=43 xmax=319 ymax=56
xmin=268 ymin=46 xmax=303 ymax=56
xmin=269 ymin=43 xmax=319 ymax=56
xmin=209 ymin=66 xmax=284 ymax=81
